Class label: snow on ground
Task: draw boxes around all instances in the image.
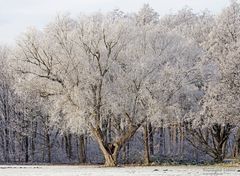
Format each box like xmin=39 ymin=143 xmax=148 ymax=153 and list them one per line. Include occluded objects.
xmin=0 ymin=165 xmax=240 ymax=176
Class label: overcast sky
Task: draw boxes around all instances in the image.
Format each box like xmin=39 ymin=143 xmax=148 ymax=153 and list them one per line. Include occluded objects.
xmin=0 ymin=0 xmax=231 ymax=45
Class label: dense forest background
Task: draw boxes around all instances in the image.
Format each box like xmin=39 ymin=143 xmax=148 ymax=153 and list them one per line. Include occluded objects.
xmin=0 ymin=0 xmax=240 ymax=166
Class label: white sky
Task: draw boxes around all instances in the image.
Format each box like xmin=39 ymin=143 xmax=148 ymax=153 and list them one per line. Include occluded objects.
xmin=0 ymin=0 xmax=231 ymax=45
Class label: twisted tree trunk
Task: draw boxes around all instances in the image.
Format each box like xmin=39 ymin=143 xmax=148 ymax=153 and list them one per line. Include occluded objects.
xmin=91 ymin=117 xmax=144 ymax=166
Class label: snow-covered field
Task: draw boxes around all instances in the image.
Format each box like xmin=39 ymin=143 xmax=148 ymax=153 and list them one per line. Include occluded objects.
xmin=0 ymin=165 xmax=240 ymax=176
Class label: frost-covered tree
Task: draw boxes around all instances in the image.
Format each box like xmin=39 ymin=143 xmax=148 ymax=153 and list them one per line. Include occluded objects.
xmin=3 ymin=2 xmax=240 ymax=165
xmin=14 ymin=8 xmax=203 ymax=164
xmin=186 ymin=0 xmax=240 ymax=162
xmin=136 ymin=4 xmax=159 ymax=26
xmin=14 ymin=13 xmax=148 ymax=166
xmin=160 ymin=7 xmax=214 ymax=46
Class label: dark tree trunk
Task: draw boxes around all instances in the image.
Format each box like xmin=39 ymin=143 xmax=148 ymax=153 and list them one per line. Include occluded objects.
xmin=46 ymin=133 xmax=51 ymax=163
xmin=143 ymin=123 xmax=150 ymax=165
xmin=25 ymin=136 xmax=29 ymax=163
xmin=65 ymin=133 xmax=72 ymax=160
xmin=159 ymin=121 xmax=164 ymax=155
xmin=148 ymin=122 xmax=154 ymax=155
xmin=4 ymin=128 xmax=10 ymax=162
xmin=31 ymin=121 xmax=37 ymax=162
xmin=79 ymin=134 xmax=86 ymax=163
xmin=108 ymin=118 xmax=112 ymax=143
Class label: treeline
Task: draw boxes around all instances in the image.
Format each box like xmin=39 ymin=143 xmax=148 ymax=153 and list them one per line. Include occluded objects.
xmin=0 ymin=1 xmax=240 ymax=166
